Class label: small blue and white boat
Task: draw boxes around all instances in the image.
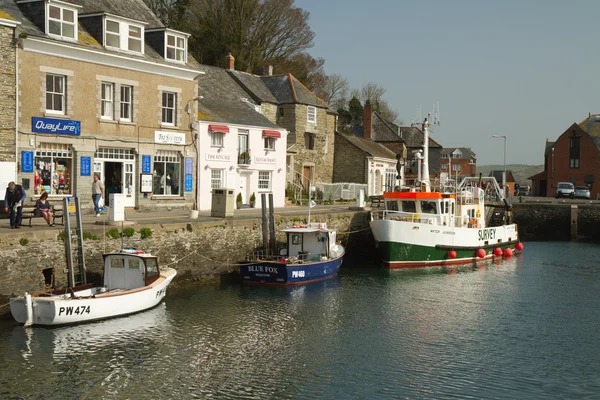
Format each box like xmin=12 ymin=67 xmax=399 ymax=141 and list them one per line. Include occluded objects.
xmin=239 ymin=222 xmax=345 ymax=286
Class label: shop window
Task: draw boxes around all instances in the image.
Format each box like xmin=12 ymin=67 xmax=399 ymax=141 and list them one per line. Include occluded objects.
xmin=101 ymin=82 xmax=114 ymax=119
xmin=211 ymin=169 xmax=225 ymax=189
xmin=258 ymin=171 xmax=271 ymax=191
xmin=120 ymin=85 xmax=132 ymax=121
xmin=162 ymin=91 xmax=177 ymax=125
xmin=35 ymin=143 xmax=72 ymax=196
xmin=211 ymin=132 xmax=224 ymax=147
xmin=46 ymin=74 xmax=65 ymax=114
xmin=153 ymin=151 xmax=181 ymax=195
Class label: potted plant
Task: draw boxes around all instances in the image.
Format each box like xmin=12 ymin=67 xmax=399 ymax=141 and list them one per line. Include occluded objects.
xmin=236 ymin=192 xmax=243 ymax=209
xmin=250 ymin=192 xmax=256 ymax=208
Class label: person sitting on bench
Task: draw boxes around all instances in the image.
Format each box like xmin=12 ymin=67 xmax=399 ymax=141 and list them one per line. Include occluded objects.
xmin=35 ymin=192 xmax=54 ymax=226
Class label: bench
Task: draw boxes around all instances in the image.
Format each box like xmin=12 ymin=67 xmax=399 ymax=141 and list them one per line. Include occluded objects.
xmin=20 ymin=203 xmax=64 ymax=227
xmin=369 ymin=195 xmax=384 ymax=208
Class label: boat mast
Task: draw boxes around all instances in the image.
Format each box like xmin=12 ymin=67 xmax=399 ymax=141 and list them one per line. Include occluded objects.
xmin=421 ymin=117 xmax=431 ymax=192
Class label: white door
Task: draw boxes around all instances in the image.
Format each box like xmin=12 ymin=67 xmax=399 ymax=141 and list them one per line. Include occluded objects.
xmin=123 ymin=162 xmax=135 ymax=207
xmin=239 ymin=173 xmax=249 ymax=203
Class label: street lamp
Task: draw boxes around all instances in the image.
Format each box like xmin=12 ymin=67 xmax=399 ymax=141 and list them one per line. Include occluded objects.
xmin=492 ymin=135 xmax=507 ymax=196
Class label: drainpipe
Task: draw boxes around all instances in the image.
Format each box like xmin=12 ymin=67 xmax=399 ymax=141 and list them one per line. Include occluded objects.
xmin=15 ymin=33 xmax=19 ymax=181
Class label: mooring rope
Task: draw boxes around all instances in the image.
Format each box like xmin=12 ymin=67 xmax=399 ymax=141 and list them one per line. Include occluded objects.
xmin=0 ymin=301 xmax=12 ymax=310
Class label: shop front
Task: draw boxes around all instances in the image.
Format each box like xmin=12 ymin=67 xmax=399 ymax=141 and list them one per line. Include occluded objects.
xmin=93 ymin=147 xmax=136 ymax=207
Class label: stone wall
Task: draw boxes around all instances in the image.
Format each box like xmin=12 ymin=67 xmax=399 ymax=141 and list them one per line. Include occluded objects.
xmin=333 ymin=133 xmax=366 ymax=183
xmin=0 ymin=25 xmax=15 ymax=162
xmin=0 ymin=211 xmax=372 ymax=311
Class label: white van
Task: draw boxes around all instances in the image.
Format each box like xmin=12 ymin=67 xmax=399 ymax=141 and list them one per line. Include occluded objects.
xmin=556 ymin=182 xmax=575 ymax=199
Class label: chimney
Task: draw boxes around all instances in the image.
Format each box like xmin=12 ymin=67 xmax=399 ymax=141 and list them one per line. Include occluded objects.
xmin=364 ymin=100 xmax=373 ymax=139
xmin=224 ymin=52 xmax=235 ymax=70
xmin=266 ymin=64 xmax=273 ymax=76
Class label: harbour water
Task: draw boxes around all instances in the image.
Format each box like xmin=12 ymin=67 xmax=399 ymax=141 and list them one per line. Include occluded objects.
xmin=1 ymin=241 xmax=600 ymax=399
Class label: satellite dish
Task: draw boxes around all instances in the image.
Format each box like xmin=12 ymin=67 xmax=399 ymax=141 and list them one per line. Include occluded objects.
xmin=309 ymin=200 xmax=317 ymax=209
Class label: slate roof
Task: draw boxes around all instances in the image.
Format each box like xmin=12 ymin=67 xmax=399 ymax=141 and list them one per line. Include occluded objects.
xmin=489 ymin=170 xmax=516 ymax=183
xmin=337 ymin=133 xmax=396 ymax=160
xmin=352 ymin=112 xmax=442 ymax=148
xmin=196 ymin=65 xmax=279 ymax=128
xmin=228 ymin=70 xmax=278 ymax=104
xmin=441 ymin=147 xmax=476 ymax=160
xmin=261 ymin=74 xmax=328 ymax=108
xmin=578 ymin=115 xmax=600 ymax=151
xmin=1 ymin=0 xmax=201 ymax=69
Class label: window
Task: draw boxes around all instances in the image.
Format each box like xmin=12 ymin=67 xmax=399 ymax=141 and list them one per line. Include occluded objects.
xmin=166 ymin=33 xmax=186 ymax=62
xmin=153 ymin=151 xmax=181 ymax=195
xmin=101 ymin=82 xmax=114 ymax=119
xmin=128 ymin=26 xmax=142 ymax=52
xmin=441 ymin=153 xmax=448 ymax=158
xmin=307 ymin=106 xmax=317 ymax=123
xmin=452 ymin=153 xmax=460 ymax=159
xmin=105 ymin=20 xmax=120 ymax=48
xmin=120 ymin=85 xmax=132 ymax=121
xmin=264 ymin=137 xmax=275 ymax=151
xmin=48 ymin=4 xmax=76 ymax=40
xmin=570 ymin=136 xmax=580 ymax=169
xmin=385 ymin=168 xmax=396 ymax=192
xmin=278 ymin=107 xmax=284 ymax=117
xmin=162 ymin=92 xmax=176 ymax=125
xmin=258 ymin=171 xmax=271 ymax=191
xmin=34 ymin=143 xmax=72 ymax=196
xmin=452 ymin=164 xmax=461 ymax=172
xmin=304 ymin=133 xmax=315 ymax=150
xmin=211 ymin=132 xmax=224 ymax=147
xmin=46 ymin=74 xmax=65 ymax=114
xmin=211 ymin=169 xmax=225 ymax=189
xmin=442 ymin=163 xmax=448 ymax=170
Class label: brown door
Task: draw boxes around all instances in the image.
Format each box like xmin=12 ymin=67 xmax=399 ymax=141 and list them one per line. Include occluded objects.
xmin=303 ymin=166 xmax=311 ymax=190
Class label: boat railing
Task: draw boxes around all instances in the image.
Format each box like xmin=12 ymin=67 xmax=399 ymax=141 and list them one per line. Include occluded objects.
xmin=374 ymin=210 xmax=484 ymax=228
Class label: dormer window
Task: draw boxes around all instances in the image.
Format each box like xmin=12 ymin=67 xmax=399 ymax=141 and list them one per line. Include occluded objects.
xmin=166 ymin=33 xmax=186 ymax=63
xmin=47 ymin=3 xmax=77 ymax=41
xmin=105 ymin=18 xmax=144 ymax=54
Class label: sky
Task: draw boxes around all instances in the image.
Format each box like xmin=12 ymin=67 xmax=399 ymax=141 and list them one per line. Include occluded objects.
xmin=293 ymin=0 xmax=600 ymax=165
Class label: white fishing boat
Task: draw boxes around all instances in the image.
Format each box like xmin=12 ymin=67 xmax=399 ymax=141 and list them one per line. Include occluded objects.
xmin=9 ymin=197 xmax=177 ymax=326
xmin=370 ymin=118 xmax=524 ymax=268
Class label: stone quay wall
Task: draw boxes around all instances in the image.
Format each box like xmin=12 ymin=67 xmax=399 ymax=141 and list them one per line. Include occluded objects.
xmin=0 ymin=211 xmax=372 ymax=312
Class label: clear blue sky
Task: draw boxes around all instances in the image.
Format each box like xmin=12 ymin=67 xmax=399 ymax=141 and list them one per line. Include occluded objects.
xmin=294 ymin=0 xmax=600 ymax=165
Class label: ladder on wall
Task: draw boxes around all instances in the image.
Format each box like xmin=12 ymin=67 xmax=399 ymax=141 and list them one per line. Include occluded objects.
xmin=63 ymin=197 xmax=87 ymax=288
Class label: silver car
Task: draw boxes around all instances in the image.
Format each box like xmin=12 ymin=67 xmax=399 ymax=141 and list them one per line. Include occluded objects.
xmin=574 ymin=186 xmax=590 ymax=199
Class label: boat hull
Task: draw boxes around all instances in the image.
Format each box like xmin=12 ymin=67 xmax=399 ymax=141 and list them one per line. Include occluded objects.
xmin=371 ymin=219 xmax=520 ymax=269
xmin=10 ymin=268 xmax=177 ymax=326
xmin=239 ymin=255 xmax=344 ymax=286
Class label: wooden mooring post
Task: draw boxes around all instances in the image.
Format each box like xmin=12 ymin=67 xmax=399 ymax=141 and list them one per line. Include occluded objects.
xmin=570 ymin=205 xmax=578 ymax=240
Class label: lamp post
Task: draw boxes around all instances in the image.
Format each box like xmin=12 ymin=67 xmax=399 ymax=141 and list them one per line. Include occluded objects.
xmin=492 ymin=135 xmax=507 ymax=197
xmin=185 ymin=96 xmax=202 ymax=218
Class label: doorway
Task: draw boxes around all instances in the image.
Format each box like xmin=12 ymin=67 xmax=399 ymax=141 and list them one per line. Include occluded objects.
xmin=303 ymin=166 xmax=312 ymax=190
xmin=239 ymin=173 xmax=250 ymax=203
xmin=104 ymin=162 xmax=122 ymax=206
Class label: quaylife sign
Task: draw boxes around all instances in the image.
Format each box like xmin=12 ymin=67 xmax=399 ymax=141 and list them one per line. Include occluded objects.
xmin=32 ymin=117 xmax=80 ymax=136
xmin=155 ymin=131 xmax=185 ymax=145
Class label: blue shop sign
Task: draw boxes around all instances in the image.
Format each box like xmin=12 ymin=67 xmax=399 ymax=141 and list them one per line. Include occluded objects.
xmin=185 ymin=157 xmax=193 ymax=175
xmin=32 ymin=116 xmax=81 ymax=136
xmin=80 ymin=156 xmax=91 ymax=176
xmin=142 ymin=155 xmax=151 ymax=174
xmin=21 ymin=151 xmax=33 ymax=173
xmin=185 ymin=174 xmax=193 ymax=192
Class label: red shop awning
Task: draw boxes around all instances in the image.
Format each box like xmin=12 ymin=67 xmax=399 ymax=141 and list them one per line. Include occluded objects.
xmin=208 ymin=124 xmax=229 ymax=134
xmin=262 ymin=130 xmax=281 ymax=138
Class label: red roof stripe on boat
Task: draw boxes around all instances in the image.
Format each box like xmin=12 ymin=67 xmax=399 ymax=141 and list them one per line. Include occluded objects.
xmin=383 ymin=192 xmax=455 ymax=199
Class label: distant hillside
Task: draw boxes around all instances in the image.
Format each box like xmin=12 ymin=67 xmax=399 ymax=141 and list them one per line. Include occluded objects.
xmin=476 ymin=164 xmax=543 ymax=185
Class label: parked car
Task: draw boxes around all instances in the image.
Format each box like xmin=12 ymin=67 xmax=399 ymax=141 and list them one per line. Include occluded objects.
xmin=556 ymin=182 xmax=575 ymax=199
xmin=574 ymin=186 xmax=591 ymax=199
xmin=517 ymin=185 xmax=530 ymax=196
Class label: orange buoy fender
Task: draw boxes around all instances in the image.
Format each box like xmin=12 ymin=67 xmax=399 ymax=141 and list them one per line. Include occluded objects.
xmin=493 ymin=247 xmax=503 ymax=257
xmin=503 ymin=248 xmax=513 ymax=258
xmin=448 ymin=250 xmax=457 ymax=259
xmin=476 ymin=249 xmax=486 ymax=258
xmin=515 ymin=242 xmax=524 ymax=251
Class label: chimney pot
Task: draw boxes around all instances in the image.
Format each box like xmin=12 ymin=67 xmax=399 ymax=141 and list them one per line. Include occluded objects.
xmin=224 ymin=53 xmax=235 ymax=70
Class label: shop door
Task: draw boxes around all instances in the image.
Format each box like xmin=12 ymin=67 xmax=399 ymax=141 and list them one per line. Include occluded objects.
xmin=123 ymin=162 xmax=135 ymax=207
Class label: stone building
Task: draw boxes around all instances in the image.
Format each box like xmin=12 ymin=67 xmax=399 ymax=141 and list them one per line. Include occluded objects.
xmin=440 ymin=147 xmax=477 ymax=179
xmin=1 ymin=0 xmax=201 ymax=210
xmin=530 ymin=114 xmax=600 ymax=198
xmin=226 ymin=59 xmax=335 ymax=188
xmin=195 ymin=64 xmax=287 ymax=211
xmin=0 ymin=15 xmax=19 ymax=197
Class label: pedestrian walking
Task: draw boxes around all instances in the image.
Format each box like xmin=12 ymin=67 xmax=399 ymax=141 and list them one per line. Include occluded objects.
xmin=4 ymin=181 xmax=26 ymax=229
xmin=92 ymin=174 xmax=105 ymax=217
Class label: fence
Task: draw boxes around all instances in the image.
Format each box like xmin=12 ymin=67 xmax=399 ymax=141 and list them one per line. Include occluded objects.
xmin=316 ymin=183 xmax=369 ymax=201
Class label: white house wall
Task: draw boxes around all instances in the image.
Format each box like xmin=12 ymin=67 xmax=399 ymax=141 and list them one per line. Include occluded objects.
xmin=367 ymin=157 xmax=397 ymax=195
xmin=197 ymin=122 xmax=287 ymax=211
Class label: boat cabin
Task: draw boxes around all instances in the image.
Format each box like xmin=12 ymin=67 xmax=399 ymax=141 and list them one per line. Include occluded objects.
xmin=281 ymin=224 xmax=339 ymax=263
xmin=382 ymin=187 xmax=486 ymax=228
xmin=102 ymin=250 xmax=160 ymax=290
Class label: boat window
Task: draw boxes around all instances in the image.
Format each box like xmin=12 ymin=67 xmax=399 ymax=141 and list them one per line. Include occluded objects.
xmin=127 ymin=257 xmax=140 ymax=270
xmin=421 ymin=201 xmax=437 ymax=214
xmin=291 ymin=234 xmax=302 ymax=245
xmin=146 ymin=258 xmax=158 ymax=277
xmin=401 ymin=200 xmax=416 ymax=213
xmin=386 ymin=200 xmax=398 ymax=211
xmin=451 ymin=202 xmax=455 ymax=215
xmin=444 ymin=201 xmax=449 ymax=214
xmin=111 ymin=258 xmax=124 ymax=268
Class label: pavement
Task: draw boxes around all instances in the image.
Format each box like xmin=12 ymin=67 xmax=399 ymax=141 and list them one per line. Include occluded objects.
xmin=0 ymin=203 xmax=364 ymax=233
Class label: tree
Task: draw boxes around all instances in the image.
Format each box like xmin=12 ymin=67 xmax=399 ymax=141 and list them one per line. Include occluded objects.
xmin=314 ymin=73 xmax=349 ymax=110
xmin=271 ymin=52 xmax=325 ymax=92
xmin=359 ymin=82 xmax=399 ymax=124
xmin=143 ymin=0 xmax=191 ymax=29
